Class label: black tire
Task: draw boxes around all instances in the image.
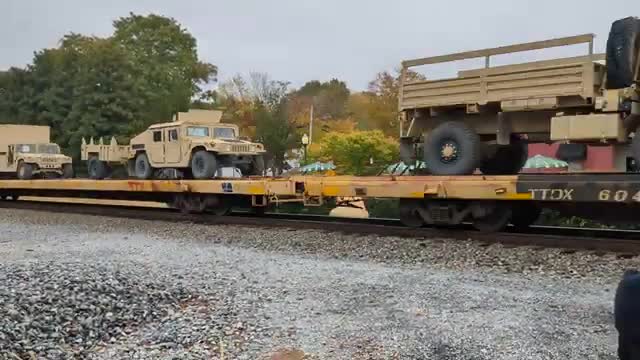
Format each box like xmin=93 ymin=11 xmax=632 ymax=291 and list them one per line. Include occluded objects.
xmin=400 ymin=138 xmax=416 ymax=165
xmin=250 ymin=155 xmax=265 ymax=176
xmin=423 ymin=121 xmax=482 ymax=175
xmin=134 ymin=153 xmax=153 ymax=180
xmin=480 ymin=139 xmax=528 ymax=175
xmin=62 ymin=164 xmax=74 ymax=179
xmin=191 ymin=151 xmax=217 ymax=179
xmin=88 ymin=157 xmax=108 ymax=179
xmin=17 ymin=161 xmax=33 ymax=180
xmin=510 ymin=203 xmax=542 ymax=230
xmin=606 ymin=17 xmax=640 ymax=89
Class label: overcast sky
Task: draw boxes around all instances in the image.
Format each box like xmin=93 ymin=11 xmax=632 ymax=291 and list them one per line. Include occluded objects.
xmin=2 ymin=0 xmax=637 ymax=90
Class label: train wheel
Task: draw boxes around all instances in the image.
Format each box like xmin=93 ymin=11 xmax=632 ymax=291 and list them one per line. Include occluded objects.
xmin=472 ymin=203 xmax=512 ymax=232
xmin=399 ymin=199 xmax=425 ymax=228
xmin=510 ymin=203 xmax=541 ymax=230
xmin=250 ymin=206 xmax=266 ymax=216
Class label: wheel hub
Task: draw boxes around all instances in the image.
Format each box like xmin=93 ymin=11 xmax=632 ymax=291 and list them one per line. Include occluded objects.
xmin=440 ymin=141 xmax=459 ymax=163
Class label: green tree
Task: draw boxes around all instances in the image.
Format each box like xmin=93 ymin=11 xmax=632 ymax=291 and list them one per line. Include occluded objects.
xmin=113 ymin=12 xmax=217 ymax=129
xmin=0 ymin=14 xmax=217 ymax=161
xmin=293 ymin=79 xmax=350 ymax=119
xmin=311 ymin=130 xmax=399 ymax=175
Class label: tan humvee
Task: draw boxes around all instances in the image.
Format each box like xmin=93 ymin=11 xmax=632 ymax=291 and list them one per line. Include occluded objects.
xmin=81 ymin=109 xmax=266 ymax=179
xmin=399 ymin=17 xmax=640 ymax=175
xmin=0 ymin=125 xmax=73 ymax=179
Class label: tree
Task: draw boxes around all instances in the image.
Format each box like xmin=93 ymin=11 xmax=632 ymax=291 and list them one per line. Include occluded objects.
xmin=218 ymin=72 xmax=296 ymax=173
xmin=0 ymin=14 xmax=218 ymax=161
xmin=113 ymin=13 xmax=217 ymax=128
xmin=311 ymin=130 xmax=399 ymax=175
xmin=348 ymin=69 xmax=425 ymax=136
xmin=293 ymin=79 xmax=350 ymax=119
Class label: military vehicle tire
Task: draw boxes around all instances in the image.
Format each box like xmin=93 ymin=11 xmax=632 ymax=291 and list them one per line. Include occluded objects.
xmin=17 ymin=161 xmax=33 ymax=180
xmin=88 ymin=157 xmax=108 ymax=179
xmin=479 ymin=140 xmax=528 ymax=175
xmin=399 ymin=138 xmax=416 ymax=165
xmin=251 ymin=155 xmax=265 ymax=176
xmin=191 ymin=150 xmax=217 ymax=179
xmin=134 ymin=153 xmax=153 ymax=180
xmin=62 ymin=164 xmax=74 ymax=179
xmin=423 ymin=121 xmax=482 ymax=175
xmin=606 ymin=17 xmax=640 ymax=89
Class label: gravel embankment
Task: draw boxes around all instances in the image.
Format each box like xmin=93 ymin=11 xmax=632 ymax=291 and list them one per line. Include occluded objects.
xmin=0 ymin=208 xmax=637 ymax=359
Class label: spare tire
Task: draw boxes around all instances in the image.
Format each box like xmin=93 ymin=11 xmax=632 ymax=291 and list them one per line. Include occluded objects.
xmin=606 ymin=17 xmax=640 ymax=89
xmin=423 ymin=121 xmax=482 ymax=175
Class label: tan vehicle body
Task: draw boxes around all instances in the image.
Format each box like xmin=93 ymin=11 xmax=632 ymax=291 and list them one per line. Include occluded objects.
xmin=81 ymin=110 xmax=266 ymax=179
xmin=399 ymin=26 xmax=640 ymax=175
xmin=0 ymin=125 xmax=73 ymax=179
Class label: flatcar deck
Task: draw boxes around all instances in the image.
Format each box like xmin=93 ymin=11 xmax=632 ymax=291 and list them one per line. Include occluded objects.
xmin=0 ymin=175 xmax=525 ymax=200
xmin=2 ymin=173 xmax=640 ymax=231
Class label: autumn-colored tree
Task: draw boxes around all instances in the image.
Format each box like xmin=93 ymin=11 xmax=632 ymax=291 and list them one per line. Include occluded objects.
xmin=348 ymin=69 xmax=425 ymax=136
xmin=217 ymin=72 xmax=296 ymax=173
xmin=310 ymin=130 xmax=399 ymax=175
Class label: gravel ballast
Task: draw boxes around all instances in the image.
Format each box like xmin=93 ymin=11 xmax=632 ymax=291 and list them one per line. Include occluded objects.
xmin=0 ymin=208 xmax=636 ymax=359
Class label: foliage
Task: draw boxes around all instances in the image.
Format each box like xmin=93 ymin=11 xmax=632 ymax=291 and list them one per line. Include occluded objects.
xmin=112 ymin=13 xmax=217 ymax=128
xmin=0 ymin=13 xmax=216 ymax=160
xmin=348 ymin=69 xmax=425 ymax=136
xmin=218 ymin=72 xmax=296 ymax=173
xmin=293 ymin=79 xmax=350 ymax=120
xmin=310 ymin=130 xmax=399 ymax=175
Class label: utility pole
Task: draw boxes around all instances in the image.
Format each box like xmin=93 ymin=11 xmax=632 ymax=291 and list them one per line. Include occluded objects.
xmin=309 ymin=103 xmax=314 ymax=145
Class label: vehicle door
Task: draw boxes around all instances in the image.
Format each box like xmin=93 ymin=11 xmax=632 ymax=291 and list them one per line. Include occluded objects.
xmin=148 ymin=129 xmax=165 ymax=165
xmin=164 ymin=127 xmax=181 ymax=164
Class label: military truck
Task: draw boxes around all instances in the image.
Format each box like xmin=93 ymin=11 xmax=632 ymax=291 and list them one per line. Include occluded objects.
xmin=398 ymin=17 xmax=640 ymax=175
xmin=81 ymin=109 xmax=266 ymax=179
xmin=0 ymin=125 xmax=73 ymax=179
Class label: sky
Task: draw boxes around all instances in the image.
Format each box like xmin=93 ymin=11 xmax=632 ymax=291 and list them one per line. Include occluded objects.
xmin=2 ymin=0 xmax=637 ymax=91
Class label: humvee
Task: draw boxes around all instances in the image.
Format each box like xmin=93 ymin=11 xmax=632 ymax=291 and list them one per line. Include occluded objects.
xmin=81 ymin=109 xmax=266 ymax=179
xmin=0 ymin=125 xmax=73 ymax=179
xmin=398 ymin=17 xmax=640 ymax=175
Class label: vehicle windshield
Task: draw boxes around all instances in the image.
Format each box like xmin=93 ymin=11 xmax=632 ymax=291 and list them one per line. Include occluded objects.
xmin=16 ymin=144 xmax=36 ymax=154
xmin=214 ymin=127 xmax=236 ymax=139
xmin=38 ymin=144 xmax=60 ymax=154
xmin=186 ymin=126 xmax=210 ymax=137
xmin=15 ymin=144 xmax=60 ymax=154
